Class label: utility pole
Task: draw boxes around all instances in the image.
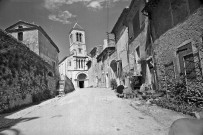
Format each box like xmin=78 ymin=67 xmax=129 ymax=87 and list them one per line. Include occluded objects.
xmin=106 ymin=0 xmax=110 ymax=43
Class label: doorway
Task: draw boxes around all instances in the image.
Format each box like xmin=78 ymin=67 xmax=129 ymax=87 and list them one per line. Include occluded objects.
xmin=77 ymin=73 xmax=87 ymax=88
xmin=79 ymin=81 xmax=84 ymax=88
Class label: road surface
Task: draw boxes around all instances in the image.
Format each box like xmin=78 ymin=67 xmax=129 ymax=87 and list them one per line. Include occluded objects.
xmin=0 ymin=88 xmax=166 ymax=135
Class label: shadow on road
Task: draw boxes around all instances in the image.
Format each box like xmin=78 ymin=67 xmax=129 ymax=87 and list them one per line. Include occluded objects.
xmin=0 ymin=111 xmax=39 ymax=134
xmin=0 ymin=128 xmax=21 ymax=135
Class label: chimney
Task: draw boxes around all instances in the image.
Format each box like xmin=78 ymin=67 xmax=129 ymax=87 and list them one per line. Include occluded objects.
xmin=103 ymin=39 xmax=108 ymax=50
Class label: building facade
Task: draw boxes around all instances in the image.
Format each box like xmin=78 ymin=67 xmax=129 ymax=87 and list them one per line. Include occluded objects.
xmin=96 ymin=39 xmax=117 ymax=88
xmin=143 ymin=0 xmax=203 ymax=91
xmin=124 ymin=0 xmax=157 ymax=90
xmin=111 ymin=8 xmax=131 ymax=87
xmin=59 ymin=23 xmax=90 ymax=88
xmin=5 ymin=21 xmax=60 ymax=76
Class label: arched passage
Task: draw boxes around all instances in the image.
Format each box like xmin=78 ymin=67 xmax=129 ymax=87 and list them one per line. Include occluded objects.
xmin=77 ymin=73 xmax=87 ymax=88
xmin=110 ymin=60 xmax=117 ymax=77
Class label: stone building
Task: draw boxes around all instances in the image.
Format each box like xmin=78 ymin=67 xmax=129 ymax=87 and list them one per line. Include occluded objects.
xmin=111 ymin=8 xmax=131 ymax=86
xmin=122 ymin=0 xmax=156 ymax=89
xmin=87 ymin=46 xmax=100 ymax=87
xmin=5 ymin=21 xmax=60 ymax=76
xmin=142 ymin=0 xmax=203 ymax=91
xmin=59 ymin=23 xmax=90 ymax=88
xmin=0 ymin=29 xmax=58 ymax=112
xmin=96 ymin=39 xmax=117 ymax=88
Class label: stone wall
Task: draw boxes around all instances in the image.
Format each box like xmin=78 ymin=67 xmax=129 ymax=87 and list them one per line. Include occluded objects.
xmin=116 ymin=28 xmax=129 ymax=73
xmin=104 ymin=51 xmax=117 ymax=88
xmin=150 ymin=0 xmax=202 ymax=40
xmin=11 ymin=30 xmax=39 ymax=55
xmin=128 ymin=18 xmax=150 ymax=84
xmin=108 ymin=52 xmax=117 ymax=81
xmin=153 ymin=7 xmax=203 ymax=91
xmin=38 ymin=31 xmax=59 ymax=76
xmin=96 ymin=51 xmax=117 ymax=88
xmin=0 ymin=29 xmax=58 ymax=113
xmin=97 ymin=60 xmax=105 ymax=88
xmin=88 ymin=56 xmax=99 ymax=87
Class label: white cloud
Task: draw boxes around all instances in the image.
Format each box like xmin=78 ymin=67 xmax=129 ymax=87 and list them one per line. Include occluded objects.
xmin=45 ymin=0 xmax=128 ymax=24
xmin=48 ymin=10 xmax=76 ymax=24
xmin=87 ymin=1 xmax=102 ymax=9
xmin=44 ymin=0 xmax=65 ymax=10
xmin=44 ymin=0 xmax=129 ymax=10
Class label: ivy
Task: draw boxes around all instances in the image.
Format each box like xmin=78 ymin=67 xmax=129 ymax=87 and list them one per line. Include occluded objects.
xmin=0 ymin=30 xmax=58 ymax=113
xmin=153 ymin=74 xmax=203 ymax=115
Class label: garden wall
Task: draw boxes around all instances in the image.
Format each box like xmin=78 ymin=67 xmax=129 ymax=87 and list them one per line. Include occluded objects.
xmin=0 ymin=29 xmax=58 ymax=113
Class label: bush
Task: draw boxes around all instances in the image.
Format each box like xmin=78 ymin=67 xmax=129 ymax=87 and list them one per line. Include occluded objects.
xmin=110 ymin=79 xmax=117 ymax=90
xmin=130 ymin=76 xmax=142 ymax=90
xmin=152 ymin=75 xmax=203 ymax=116
xmin=43 ymin=89 xmax=52 ymax=99
xmin=152 ymin=97 xmax=201 ymax=116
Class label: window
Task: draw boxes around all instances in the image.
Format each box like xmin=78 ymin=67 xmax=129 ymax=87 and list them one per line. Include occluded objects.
xmin=81 ymin=60 xmax=83 ymax=68
xmin=79 ymin=33 xmax=82 ymax=42
xmin=133 ymin=12 xmax=140 ymax=38
xmin=76 ymin=32 xmax=82 ymax=42
xmin=177 ymin=42 xmax=193 ymax=75
xmin=76 ymin=33 xmax=79 ymax=42
xmin=136 ymin=47 xmax=140 ymax=57
xmin=184 ymin=54 xmax=196 ymax=79
xmin=52 ymin=61 xmax=56 ymax=69
xmin=69 ymin=61 xmax=71 ymax=66
xmin=78 ymin=59 xmax=80 ymax=68
xmin=78 ymin=48 xmax=82 ymax=54
xmin=77 ymin=33 xmax=78 ymax=41
xmin=48 ymin=71 xmax=53 ymax=77
xmin=176 ymin=41 xmax=201 ymax=80
xmin=18 ymin=26 xmax=23 ymax=41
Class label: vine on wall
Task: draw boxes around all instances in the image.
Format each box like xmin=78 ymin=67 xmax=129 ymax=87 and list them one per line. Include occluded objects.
xmin=0 ymin=30 xmax=58 ymax=113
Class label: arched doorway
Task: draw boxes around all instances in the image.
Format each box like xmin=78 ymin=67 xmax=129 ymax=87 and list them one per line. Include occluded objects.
xmin=77 ymin=73 xmax=87 ymax=88
xmin=110 ymin=60 xmax=117 ymax=77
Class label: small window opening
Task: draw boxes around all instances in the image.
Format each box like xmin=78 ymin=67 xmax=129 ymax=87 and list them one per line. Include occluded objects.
xmin=18 ymin=26 xmax=23 ymax=41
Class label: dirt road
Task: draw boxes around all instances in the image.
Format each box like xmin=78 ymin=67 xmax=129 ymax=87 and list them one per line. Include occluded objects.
xmin=0 ymin=88 xmax=168 ymax=135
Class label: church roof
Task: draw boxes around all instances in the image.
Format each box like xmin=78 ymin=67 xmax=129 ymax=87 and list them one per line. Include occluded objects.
xmin=69 ymin=22 xmax=84 ymax=33
xmin=59 ymin=54 xmax=74 ymax=65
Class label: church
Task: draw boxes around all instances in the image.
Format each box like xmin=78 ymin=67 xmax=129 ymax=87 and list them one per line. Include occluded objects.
xmin=59 ymin=23 xmax=90 ymax=88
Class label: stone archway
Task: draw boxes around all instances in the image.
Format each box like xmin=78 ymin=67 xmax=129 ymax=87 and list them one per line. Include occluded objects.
xmin=77 ymin=73 xmax=87 ymax=88
xmin=110 ymin=60 xmax=117 ymax=76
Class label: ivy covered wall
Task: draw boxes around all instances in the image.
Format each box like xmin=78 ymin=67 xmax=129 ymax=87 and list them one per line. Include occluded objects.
xmin=0 ymin=29 xmax=58 ymax=113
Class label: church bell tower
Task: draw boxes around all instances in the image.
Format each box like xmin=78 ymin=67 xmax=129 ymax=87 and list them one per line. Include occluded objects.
xmin=69 ymin=23 xmax=87 ymax=57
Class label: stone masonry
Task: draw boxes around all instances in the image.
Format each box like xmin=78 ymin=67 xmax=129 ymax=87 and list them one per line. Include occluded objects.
xmin=153 ymin=7 xmax=203 ymax=91
xmin=0 ymin=29 xmax=58 ymax=113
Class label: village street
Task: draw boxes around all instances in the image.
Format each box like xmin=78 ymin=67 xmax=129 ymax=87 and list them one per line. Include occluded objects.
xmin=0 ymin=88 xmax=189 ymax=135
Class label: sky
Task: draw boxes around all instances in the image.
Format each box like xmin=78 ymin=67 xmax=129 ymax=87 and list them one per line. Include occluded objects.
xmin=0 ymin=0 xmax=131 ymax=61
